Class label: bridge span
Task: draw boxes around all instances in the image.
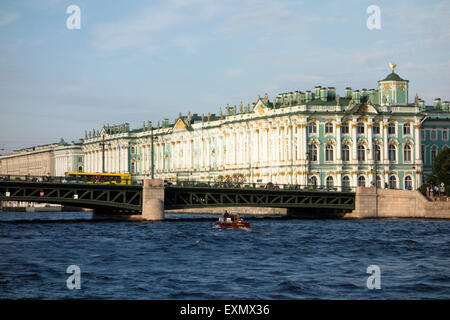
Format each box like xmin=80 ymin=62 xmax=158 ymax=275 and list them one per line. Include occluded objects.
xmin=0 ymin=176 xmax=356 ymax=220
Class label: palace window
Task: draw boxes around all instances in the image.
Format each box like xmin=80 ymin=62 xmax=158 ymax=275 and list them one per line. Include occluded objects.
xmin=131 ymin=162 xmax=136 ymax=174
xmin=389 ymin=145 xmax=397 ymax=162
xmin=326 ymin=145 xmax=334 ymax=161
xmin=431 ymin=130 xmax=437 ymax=141
xmin=420 ymin=129 xmax=425 ymax=141
xmin=358 ymin=176 xmax=366 ymax=187
xmin=372 ymin=122 xmax=380 ymax=135
xmin=342 ymin=176 xmax=351 ymax=188
xmin=308 ymin=122 xmax=317 ymax=134
xmin=357 ymin=145 xmax=365 ymax=161
xmin=403 ymin=145 xmax=412 ymax=162
xmin=310 ymin=176 xmax=318 ymax=187
xmin=431 ymin=146 xmax=438 ymax=165
xmin=421 ymin=145 xmax=425 ymax=161
xmin=388 ymin=123 xmax=396 ymax=135
xmin=341 ymin=122 xmax=349 ymax=134
xmin=342 ymin=145 xmax=350 ymax=162
xmin=405 ymin=176 xmax=412 ymax=190
xmin=389 ymin=176 xmax=397 ymax=189
xmin=326 ymin=176 xmax=334 ymax=188
xmin=357 ymin=123 xmax=365 ymax=134
xmin=403 ymin=123 xmax=411 ymax=135
xmin=443 ymin=130 xmax=448 ymax=141
xmin=308 ymin=144 xmax=318 ymax=162
xmin=325 ymin=122 xmax=333 ymax=134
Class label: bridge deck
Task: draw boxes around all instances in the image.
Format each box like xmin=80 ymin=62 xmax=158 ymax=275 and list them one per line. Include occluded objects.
xmin=0 ymin=179 xmax=355 ymax=213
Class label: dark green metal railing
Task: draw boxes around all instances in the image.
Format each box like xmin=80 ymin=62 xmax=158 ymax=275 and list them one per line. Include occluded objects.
xmin=1 ymin=175 xmax=356 ymax=213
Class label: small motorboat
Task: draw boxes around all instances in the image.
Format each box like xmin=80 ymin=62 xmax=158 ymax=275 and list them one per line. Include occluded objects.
xmin=217 ymin=213 xmax=250 ymax=229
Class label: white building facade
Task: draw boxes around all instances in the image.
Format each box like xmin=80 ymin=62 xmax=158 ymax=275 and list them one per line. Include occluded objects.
xmin=82 ymin=65 xmax=450 ymax=190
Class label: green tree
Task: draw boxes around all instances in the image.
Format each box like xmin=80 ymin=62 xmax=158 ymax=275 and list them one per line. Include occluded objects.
xmin=431 ymin=146 xmax=450 ymax=195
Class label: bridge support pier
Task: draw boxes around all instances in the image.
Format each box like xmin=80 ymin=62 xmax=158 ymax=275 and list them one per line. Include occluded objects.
xmin=141 ymin=179 xmax=165 ymax=221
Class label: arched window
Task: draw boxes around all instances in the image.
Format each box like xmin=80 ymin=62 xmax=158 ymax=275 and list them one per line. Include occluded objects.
xmin=389 ymin=145 xmax=396 ymax=162
xmin=404 ymin=176 xmax=412 ymax=190
xmin=342 ymin=145 xmax=350 ymax=162
xmin=357 ymin=122 xmax=365 ymax=134
xmin=403 ymin=123 xmax=411 ymax=135
xmin=389 ymin=176 xmax=397 ymax=189
xmin=308 ymin=122 xmax=317 ymax=134
xmin=431 ymin=146 xmax=438 ymax=165
xmin=325 ymin=122 xmax=333 ymax=134
xmin=358 ymin=176 xmax=366 ymax=187
xmin=342 ymin=176 xmax=351 ymax=187
xmin=326 ymin=144 xmax=334 ymax=161
xmin=404 ymin=144 xmax=411 ymax=162
xmin=357 ymin=145 xmax=365 ymax=161
xmin=326 ymin=176 xmax=334 ymax=188
xmin=308 ymin=144 xmax=318 ymax=162
xmin=310 ymin=176 xmax=318 ymax=187
xmin=388 ymin=122 xmax=396 ymax=135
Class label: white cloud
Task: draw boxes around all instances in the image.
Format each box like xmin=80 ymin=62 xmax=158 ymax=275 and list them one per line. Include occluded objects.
xmin=387 ymin=0 xmax=450 ymax=44
xmin=91 ymin=1 xmax=218 ymax=53
xmin=224 ymin=68 xmax=246 ymax=78
xmin=173 ymin=36 xmax=198 ymax=54
xmin=0 ymin=11 xmax=20 ymax=27
xmin=353 ymin=50 xmax=398 ymax=65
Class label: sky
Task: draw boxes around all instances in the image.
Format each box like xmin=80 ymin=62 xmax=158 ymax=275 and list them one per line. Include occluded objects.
xmin=0 ymin=0 xmax=449 ymax=154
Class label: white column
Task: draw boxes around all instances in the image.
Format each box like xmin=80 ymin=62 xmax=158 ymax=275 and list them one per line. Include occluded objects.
xmin=351 ymin=120 xmax=357 ymax=162
xmin=336 ymin=120 xmax=342 ymax=162
xmin=367 ymin=119 xmax=373 ymax=161
xmin=414 ymin=123 xmax=420 ymax=162
xmin=383 ymin=120 xmax=388 ymax=162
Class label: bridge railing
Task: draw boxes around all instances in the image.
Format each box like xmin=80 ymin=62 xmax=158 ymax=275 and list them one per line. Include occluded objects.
xmin=0 ymin=174 xmax=141 ymax=185
xmin=167 ymin=180 xmax=356 ymax=193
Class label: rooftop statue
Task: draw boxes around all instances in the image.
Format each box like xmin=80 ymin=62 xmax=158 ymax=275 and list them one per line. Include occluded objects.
xmin=389 ymin=62 xmax=397 ymax=72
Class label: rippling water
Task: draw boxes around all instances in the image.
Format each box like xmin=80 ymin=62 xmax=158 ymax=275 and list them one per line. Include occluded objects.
xmin=0 ymin=211 xmax=449 ymax=299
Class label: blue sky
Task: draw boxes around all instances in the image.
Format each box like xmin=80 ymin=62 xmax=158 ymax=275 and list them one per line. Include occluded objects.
xmin=0 ymin=0 xmax=449 ymax=153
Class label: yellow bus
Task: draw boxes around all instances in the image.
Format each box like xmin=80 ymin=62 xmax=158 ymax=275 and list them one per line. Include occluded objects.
xmin=65 ymin=172 xmax=132 ymax=185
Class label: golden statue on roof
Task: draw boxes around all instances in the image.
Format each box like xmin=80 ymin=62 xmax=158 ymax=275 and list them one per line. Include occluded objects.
xmin=389 ymin=62 xmax=397 ymax=72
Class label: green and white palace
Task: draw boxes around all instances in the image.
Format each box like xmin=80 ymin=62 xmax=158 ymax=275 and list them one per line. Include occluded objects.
xmin=82 ymin=63 xmax=450 ymax=190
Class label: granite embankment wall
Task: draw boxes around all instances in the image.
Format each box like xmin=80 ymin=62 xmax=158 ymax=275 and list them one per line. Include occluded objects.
xmin=344 ymin=187 xmax=450 ymax=219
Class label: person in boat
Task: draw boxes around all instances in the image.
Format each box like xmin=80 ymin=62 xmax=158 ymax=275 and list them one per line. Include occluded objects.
xmin=223 ymin=210 xmax=230 ymax=222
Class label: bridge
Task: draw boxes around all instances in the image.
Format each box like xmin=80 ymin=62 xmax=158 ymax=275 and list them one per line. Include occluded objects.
xmin=0 ymin=175 xmax=356 ymax=220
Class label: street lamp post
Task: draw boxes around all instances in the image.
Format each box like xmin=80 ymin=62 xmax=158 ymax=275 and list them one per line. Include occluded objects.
xmin=306 ymin=151 xmax=310 ymax=187
xmin=370 ymin=142 xmax=379 ymax=217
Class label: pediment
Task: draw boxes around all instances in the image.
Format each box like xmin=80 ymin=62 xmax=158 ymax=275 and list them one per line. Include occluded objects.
xmin=173 ymin=118 xmax=191 ymax=132
xmin=346 ymin=103 xmax=379 ymax=114
xmin=355 ymin=104 xmax=378 ymax=114
xmin=253 ymin=99 xmax=269 ymax=116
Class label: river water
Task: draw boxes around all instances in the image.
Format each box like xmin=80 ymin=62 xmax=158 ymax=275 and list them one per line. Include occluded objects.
xmin=0 ymin=211 xmax=449 ymax=299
